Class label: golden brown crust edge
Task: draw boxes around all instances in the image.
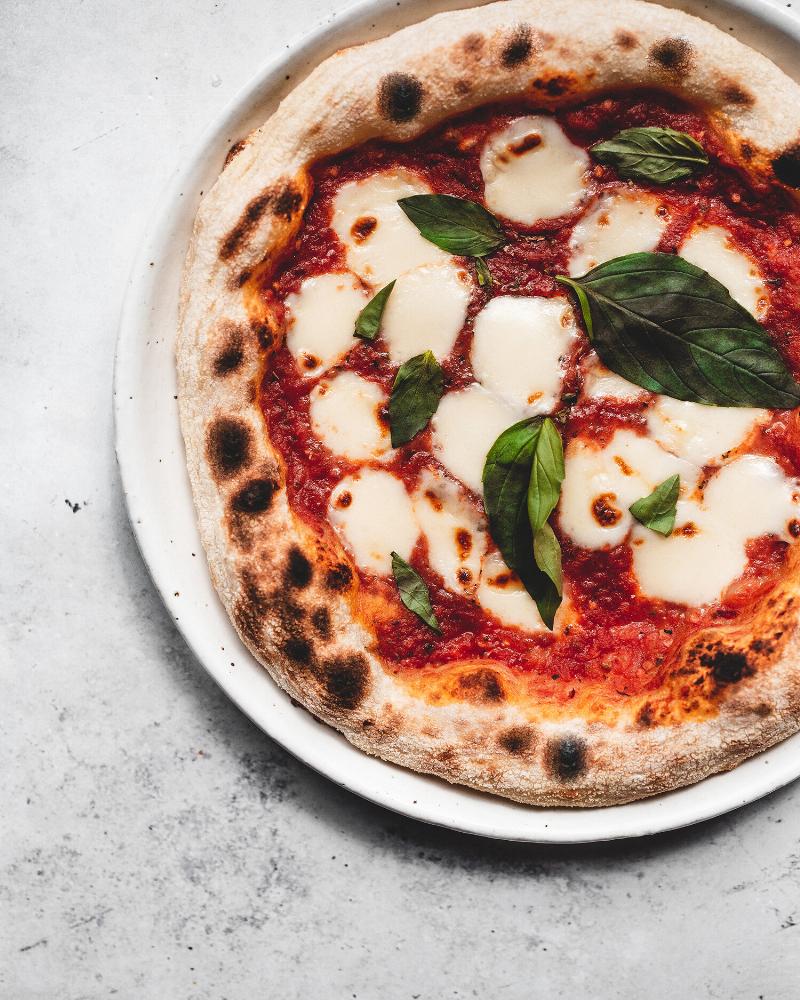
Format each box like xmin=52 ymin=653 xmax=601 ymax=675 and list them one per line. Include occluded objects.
xmin=177 ymin=0 xmax=800 ymax=806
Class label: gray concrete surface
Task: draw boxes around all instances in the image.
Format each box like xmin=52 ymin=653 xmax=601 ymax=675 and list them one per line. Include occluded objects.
xmin=2 ymin=1 xmax=799 ymax=996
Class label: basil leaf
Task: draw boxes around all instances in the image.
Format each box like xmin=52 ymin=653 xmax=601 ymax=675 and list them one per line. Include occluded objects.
xmin=629 ymin=474 xmax=680 ymax=536
xmin=591 ymin=126 xmax=709 ymax=184
xmin=354 ymin=280 xmax=395 ymax=340
xmin=475 ymin=256 xmax=493 ymax=288
xmin=391 ymin=552 xmax=440 ymax=633
xmin=389 ymin=350 xmax=444 ymax=447
xmin=557 ymin=252 xmax=800 ymax=409
xmin=398 ymin=194 xmax=505 ymax=257
xmin=482 ymin=417 xmax=564 ymax=629
xmin=527 ymin=417 xmax=565 ymax=533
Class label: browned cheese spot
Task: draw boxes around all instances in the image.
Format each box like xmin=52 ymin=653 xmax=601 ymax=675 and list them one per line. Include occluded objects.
xmin=678 ymin=521 xmax=699 ymax=537
xmin=206 ymin=417 xmax=252 ymax=480
xmin=336 ymin=491 xmax=353 ymax=509
xmin=510 ymin=133 xmax=542 ymax=156
xmin=351 ymin=216 xmax=377 ymax=243
xmin=592 ymin=492 xmax=622 ymax=527
xmin=455 ymin=528 xmax=472 ymax=558
xmin=377 ymin=72 xmax=423 ymax=123
xmin=613 ymin=455 xmax=634 ymax=476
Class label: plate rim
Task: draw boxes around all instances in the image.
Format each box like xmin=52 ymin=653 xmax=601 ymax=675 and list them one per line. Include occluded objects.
xmin=114 ymin=0 xmax=800 ymax=843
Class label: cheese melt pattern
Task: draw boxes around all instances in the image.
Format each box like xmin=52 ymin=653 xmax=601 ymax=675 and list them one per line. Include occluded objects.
xmin=679 ymin=224 xmax=766 ymax=318
xmin=568 ymin=191 xmax=667 ymax=277
xmin=310 ymin=372 xmax=390 ymax=461
xmin=285 ymin=272 xmax=367 ymax=376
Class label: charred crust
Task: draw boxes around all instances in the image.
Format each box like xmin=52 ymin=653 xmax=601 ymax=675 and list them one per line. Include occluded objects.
xmin=547 ymin=736 xmax=587 ymax=781
xmin=740 ymin=141 xmax=755 ymax=162
xmin=458 ymin=668 xmax=505 ymax=704
xmin=501 ymin=24 xmax=533 ymax=67
xmin=649 ymin=37 xmax=694 ymax=73
xmin=701 ymin=649 xmax=752 ymax=686
xmin=377 ymin=72 xmax=423 ymax=122
xmin=326 ymin=562 xmax=354 ymax=592
xmin=773 ymin=146 xmax=800 ymax=188
xmin=283 ymin=635 xmax=313 ymax=665
xmin=272 ymin=183 xmax=303 ymax=220
xmin=206 ymin=417 xmax=252 ymax=480
xmin=224 ymin=138 xmax=246 ymax=167
xmin=285 ymin=546 xmax=313 ymax=589
xmin=251 ymin=319 xmax=275 ymax=351
xmin=531 ymin=75 xmax=571 ymax=97
xmin=219 ymin=191 xmax=272 ymax=260
xmin=721 ymin=80 xmax=754 ymax=107
xmin=213 ymin=339 xmax=244 ymax=377
xmin=614 ymin=30 xmax=638 ymax=50
xmin=461 ymin=32 xmax=485 ymax=57
xmin=231 ymin=478 xmax=277 ymax=515
xmin=498 ymin=726 xmax=534 ymax=755
xmin=233 ymin=572 xmax=269 ymax=648
xmin=636 ymin=702 xmax=654 ymax=728
xmin=311 ymin=607 xmax=331 ymax=640
xmin=321 ymin=655 xmax=370 ymax=710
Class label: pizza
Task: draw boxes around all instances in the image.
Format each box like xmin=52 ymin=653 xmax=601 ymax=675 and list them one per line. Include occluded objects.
xmin=177 ymin=0 xmax=800 ymax=806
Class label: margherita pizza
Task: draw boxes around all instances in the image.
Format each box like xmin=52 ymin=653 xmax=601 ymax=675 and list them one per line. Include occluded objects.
xmin=177 ymin=0 xmax=800 ymax=805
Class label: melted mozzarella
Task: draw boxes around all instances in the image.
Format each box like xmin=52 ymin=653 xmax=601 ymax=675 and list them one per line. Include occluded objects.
xmin=310 ymin=372 xmax=390 ymax=461
xmin=328 ymin=469 xmax=418 ymax=575
xmin=471 ymin=295 xmax=578 ymax=413
xmin=559 ymin=430 xmax=692 ymax=549
xmin=413 ymin=470 xmax=487 ymax=594
xmin=568 ymin=191 xmax=667 ymax=277
xmin=632 ymin=455 xmax=798 ymax=605
xmin=380 ymin=262 xmax=471 ymax=365
xmin=330 ymin=170 xmax=447 ymax=285
xmin=480 ymin=116 xmax=589 ymax=225
xmin=679 ymin=225 xmax=767 ymax=318
xmin=646 ymin=396 xmax=767 ymax=467
xmin=475 ymin=551 xmax=546 ymax=632
xmin=431 ymin=383 xmax=520 ymax=495
xmin=581 ymin=358 xmax=646 ymax=401
xmin=285 ymin=272 xmax=366 ymax=376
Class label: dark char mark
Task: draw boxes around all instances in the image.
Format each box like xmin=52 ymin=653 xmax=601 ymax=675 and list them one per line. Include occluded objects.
xmin=378 ymin=73 xmax=423 ymax=122
xmin=206 ymin=417 xmax=252 ymax=479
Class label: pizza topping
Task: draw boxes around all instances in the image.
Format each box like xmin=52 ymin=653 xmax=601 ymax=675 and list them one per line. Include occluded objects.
xmin=628 ymin=474 xmax=680 ymax=536
xmin=389 ymin=350 xmax=444 ymax=447
xmin=353 ymin=280 xmax=396 ymax=341
xmin=558 ymin=252 xmax=800 ymax=408
xmin=309 ymin=372 xmax=390 ymax=461
xmin=480 ymin=116 xmax=590 ymax=225
xmin=331 ymin=170 xmax=447 ymax=284
xmin=678 ymin=224 xmax=767 ymax=318
xmin=475 ymin=550 xmax=548 ymax=632
xmin=285 ymin=272 xmax=367 ymax=376
xmin=379 ymin=262 xmax=471 ymax=364
xmin=413 ymin=470 xmax=486 ymax=595
xmin=567 ymin=191 xmax=667 ymax=277
xmin=397 ymin=193 xmax=505 ymax=256
xmin=581 ymin=359 xmax=646 ymax=401
xmin=391 ymin=552 xmax=441 ymax=633
xmin=590 ymin=126 xmax=709 ymax=184
xmin=431 ymin=383 xmax=519 ymax=495
xmin=471 ymin=295 xmax=578 ymax=413
xmin=329 ymin=469 xmax=418 ymax=575
xmin=646 ymin=396 xmax=767 ymax=466
xmin=632 ymin=455 xmax=799 ymax=605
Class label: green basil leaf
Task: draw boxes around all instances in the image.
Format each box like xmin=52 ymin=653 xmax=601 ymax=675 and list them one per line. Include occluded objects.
xmin=474 ymin=256 xmax=492 ymax=288
xmin=389 ymin=350 xmax=444 ymax=447
xmin=629 ymin=474 xmax=680 ymax=536
xmin=591 ymin=126 xmax=709 ymax=184
xmin=527 ymin=417 xmax=565 ymax=534
xmin=391 ymin=552 xmax=440 ymax=632
xmin=557 ymin=252 xmax=800 ymax=409
xmin=397 ymin=194 xmax=505 ymax=257
xmin=354 ymin=280 xmax=396 ymax=340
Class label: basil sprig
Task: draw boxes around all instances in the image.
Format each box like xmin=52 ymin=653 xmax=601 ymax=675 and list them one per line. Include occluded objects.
xmin=391 ymin=552 xmax=440 ymax=632
xmin=558 ymin=252 xmax=800 ymax=409
xmin=389 ymin=350 xmax=444 ymax=447
xmin=398 ymin=193 xmax=504 ymax=282
xmin=354 ymin=280 xmax=395 ymax=340
xmin=591 ymin=126 xmax=709 ymax=185
xmin=482 ymin=417 xmax=564 ymax=629
xmin=629 ymin=474 xmax=680 ymax=536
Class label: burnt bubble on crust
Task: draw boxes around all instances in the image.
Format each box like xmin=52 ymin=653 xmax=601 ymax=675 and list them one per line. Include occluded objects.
xmin=501 ymin=24 xmax=533 ymax=67
xmin=773 ymin=146 xmax=800 ymax=188
xmin=378 ymin=72 xmax=423 ymax=122
xmin=272 ymin=182 xmax=303 ymax=220
xmin=649 ymin=37 xmax=694 ymax=74
xmin=311 ymin=606 xmax=331 ymax=640
xmin=285 ymin=546 xmax=313 ymax=589
xmin=547 ymin=735 xmax=587 ymax=781
xmin=224 ymin=138 xmax=247 ymax=167
xmin=458 ymin=668 xmax=505 ymax=703
xmin=206 ymin=417 xmax=252 ymax=480
xmin=219 ymin=190 xmax=272 ymax=260
xmin=498 ymin=726 xmax=534 ymax=755
xmin=326 ymin=562 xmax=354 ymax=592
xmin=283 ymin=634 xmax=313 ymax=665
xmin=614 ymin=30 xmax=638 ymax=50
xmin=701 ymin=649 xmax=751 ymax=685
xmin=233 ymin=572 xmax=269 ymax=648
xmin=231 ymin=478 xmax=277 ymax=515
xmin=213 ymin=338 xmax=244 ymax=377
xmin=322 ymin=654 xmax=370 ymax=710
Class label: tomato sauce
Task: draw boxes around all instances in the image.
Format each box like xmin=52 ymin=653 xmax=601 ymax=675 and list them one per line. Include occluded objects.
xmin=259 ymin=93 xmax=800 ymax=692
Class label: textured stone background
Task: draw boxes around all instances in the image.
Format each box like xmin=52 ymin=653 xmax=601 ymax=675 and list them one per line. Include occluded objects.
xmin=2 ymin=0 xmax=800 ymax=996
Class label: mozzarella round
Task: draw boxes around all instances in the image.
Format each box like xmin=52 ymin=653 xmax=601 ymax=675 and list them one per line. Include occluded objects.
xmin=380 ymin=262 xmax=471 ymax=365
xmin=328 ymin=469 xmax=418 ymax=576
xmin=475 ymin=551 xmax=546 ymax=632
xmin=679 ymin=224 xmax=767 ymax=318
xmin=559 ymin=430 xmax=692 ymax=549
xmin=581 ymin=358 xmax=647 ymax=401
xmin=568 ymin=191 xmax=667 ymax=277
xmin=431 ymin=383 xmax=520 ymax=495
xmin=480 ymin=116 xmax=589 ymax=225
xmin=413 ymin=470 xmax=487 ymax=594
xmin=646 ymin=396 xmax=767 ymax=467
xmin=285 ymin=272 xmax=366 ymax=376
xmin=330 ymin=169 xmax=447 ymax=285
xmin=471 ymin=295 xmax=578 ymax=414
xmin=310 ymin=372 xmax=390 ymax=461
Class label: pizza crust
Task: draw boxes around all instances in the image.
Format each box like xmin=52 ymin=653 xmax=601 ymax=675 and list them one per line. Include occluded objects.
xmin=177 ymin=0 xmax=800 ymax=806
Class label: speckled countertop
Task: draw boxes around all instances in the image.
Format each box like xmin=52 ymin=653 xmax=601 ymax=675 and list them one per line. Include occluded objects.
xmin=2 ymin=0 xmax=800 ymax=996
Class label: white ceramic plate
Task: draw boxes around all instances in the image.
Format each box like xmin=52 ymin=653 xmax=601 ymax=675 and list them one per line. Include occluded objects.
xmin=115 ymin=0 xmax=800 ymax=842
